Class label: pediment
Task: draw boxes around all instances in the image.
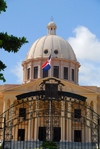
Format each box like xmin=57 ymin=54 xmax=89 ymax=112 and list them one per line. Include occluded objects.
xmin=3 ymin=77 xmax=99 ymax=96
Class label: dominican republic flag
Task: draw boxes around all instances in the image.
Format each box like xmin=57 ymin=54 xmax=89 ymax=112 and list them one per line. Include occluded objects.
xmin=42 ymin=55 xmax=51 ymax=72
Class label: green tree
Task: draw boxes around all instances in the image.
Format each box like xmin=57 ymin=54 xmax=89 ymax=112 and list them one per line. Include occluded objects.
xmin=0 ymin=0 xmax=28 ymax=82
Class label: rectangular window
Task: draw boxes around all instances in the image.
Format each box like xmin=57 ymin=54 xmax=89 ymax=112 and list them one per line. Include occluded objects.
xmin=74 ymin=109 xmax=81 ymax=118
xmin=18 ymin=129 xmax=25 ymax=141
xmin=19 ymin=108 xmax=26 ymax=120
xmin=74 ymin=130 xmax=81 ymax=142
xmin=64 ymin=67 xmax=68 ymax=80
xmin=53 ymin=127 xmax=61 ymax=141
xmin=27 ymin=68 xmax=30 ymax=80
xmin=53 ymin=66 xmax=59 ymax=78
xmin=34 ymin=66 xmax=38 ymax=79
xmin=72 ymin=69 xmax=74 ymax=81
xmin=43 ymin=70 xmax=48 ymax=78
xmin=38 ymin=127 xmax=46 ymax=141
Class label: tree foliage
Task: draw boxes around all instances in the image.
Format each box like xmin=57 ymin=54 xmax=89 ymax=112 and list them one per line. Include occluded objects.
xmin=0 ymin=0 xmax=7 ymax=13
xmin=0 ymin=0 xmax=28 ymax=82
xmin=0 ymin=32 xmax=28 ymax=53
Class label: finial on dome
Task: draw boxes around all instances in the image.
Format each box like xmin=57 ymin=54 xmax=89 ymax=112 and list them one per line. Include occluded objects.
xmin=47 ymin=20 xmax=57 ymax=35
xmin=50 ymin=16 xmax=54 ymax=21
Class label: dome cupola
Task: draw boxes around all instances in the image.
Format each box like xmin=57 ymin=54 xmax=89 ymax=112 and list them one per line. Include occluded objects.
xmin=47 ymin=21 xmax=57 ymax=35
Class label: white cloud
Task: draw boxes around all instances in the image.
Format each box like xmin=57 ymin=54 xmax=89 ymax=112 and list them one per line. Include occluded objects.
xmin=68 ymin=26 xmax=100 ymax=62
xmin=68 ymin=26 xmax=100 ymax=86
xmin=79 ymin=62 xmax=100 ymax=86
xmin=11 ymin=61 xmax=23 ymax=83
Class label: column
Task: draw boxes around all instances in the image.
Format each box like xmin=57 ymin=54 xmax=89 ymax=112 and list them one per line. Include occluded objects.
xmin=93 ymin=101 xmax=98 ymax=140
xmin=24 ymin=63 xmax=27 ymax=83
xmin=28 ymin=99 xmax=33 ymax=140
xmin=75 ymin=65 xmax=78 ymax=84
xmin=2 ymin=98 xmax=7 ymax=140
xmin=34 ymin=99 xmax=39 ymax=141
xmin=61 ymin=61 xmax=63 ymax=79
xmin=67 ymin=101 xmax=71 ymax=142
xmin=3 ymin=98 xmax=7 ymax=116
xmin=55 ymin=29 xmax=56 ymax=35
xmin=38 ymin=60 xmax=41 ymax=78
xmin=9 ymin=99 xmax=14 ymax=140
xmin=77 ymin=68 xmax=79 ymax=84
xmin=61 ymin=101 xmax=65 ymax=141
xmin=30 ymin=62 xmax=33 ymax=81
xmin=69 ymin=64 xmax=72 ymax=81
xmin=93 ymin=101 xmax=97 ymax=113
xmin=86 ymin=101 xmax=91 ymax=142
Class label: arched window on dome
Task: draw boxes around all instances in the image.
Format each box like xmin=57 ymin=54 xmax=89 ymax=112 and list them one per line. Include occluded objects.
xmin=72 ymin=69 xmax=74 ymax=81
xmin=27 ymin=68 xmax=30 ymax=80
xmin=34 ymin=66 xmax=38 ymax=79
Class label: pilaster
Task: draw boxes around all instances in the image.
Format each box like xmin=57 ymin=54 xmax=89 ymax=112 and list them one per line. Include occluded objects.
xmin=38 ymin=60 xmax=41 ymax=78
xmin=86 ymin=100 xmax=91 ymax=142
xmin=28 ymin=98 xmax=33 ymax=140
xmin=30 ymin=61 xmax=33 ymax=80
xmin=67 ymin=100 xmax=72 ymax=142
xmin=61 ymin=61 xmax=63 ymax=79
xmin=34 ymin=98 xmax=39 ymax=141
xmin=61 ymin=101 xmax=65 ymax=141
xmin=23 ymin=63 xmax=27 ymax=83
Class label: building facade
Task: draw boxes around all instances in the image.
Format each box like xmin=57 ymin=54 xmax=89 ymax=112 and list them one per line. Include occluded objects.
xmin=0 ymin=22 xmax=100 ymax=147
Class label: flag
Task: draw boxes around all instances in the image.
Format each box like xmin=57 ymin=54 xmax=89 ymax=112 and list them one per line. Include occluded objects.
xmin=42 ymin=55 xmax=51 ymax=72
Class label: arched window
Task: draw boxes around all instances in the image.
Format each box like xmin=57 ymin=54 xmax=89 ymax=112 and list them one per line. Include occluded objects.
xmin=53 ymin=66 xmax=59 ymax=78
xmin=34 ymin=66 xmax=38 ymax=79
xmin=27 ymin=68 xmax=30 ymax=80
xmin=64 ymin=67 xmax=68 ymax=80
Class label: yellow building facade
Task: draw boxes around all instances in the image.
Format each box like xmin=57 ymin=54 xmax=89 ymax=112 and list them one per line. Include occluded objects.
xmin=0 ymin=22 xmax=100 ymax=148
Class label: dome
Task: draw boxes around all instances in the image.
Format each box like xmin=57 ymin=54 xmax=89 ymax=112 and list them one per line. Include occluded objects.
xmin=25 ymin=35 xmax=77 ymax=62
xmin=47 ymin=21 xmax=57 ymax=28
xmin=22 ymin=22 xmax=80 ymax=85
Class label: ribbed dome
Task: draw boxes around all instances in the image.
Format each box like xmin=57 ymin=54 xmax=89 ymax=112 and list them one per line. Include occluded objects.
xmin=25 ymin=35 xmax=77 ymax=62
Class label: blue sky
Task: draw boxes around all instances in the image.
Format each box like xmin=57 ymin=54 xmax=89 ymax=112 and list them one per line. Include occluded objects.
xmin=1 ymin=0 xmax=100 ymax=86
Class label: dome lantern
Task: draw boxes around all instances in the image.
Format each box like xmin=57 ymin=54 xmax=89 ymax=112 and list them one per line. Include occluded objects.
xmin=47 ymin=21 xmax=57 ymax=35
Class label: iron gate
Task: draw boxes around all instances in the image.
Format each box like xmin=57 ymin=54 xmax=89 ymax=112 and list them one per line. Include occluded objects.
xmin=0 ymin=78 xmax=100 ymax=149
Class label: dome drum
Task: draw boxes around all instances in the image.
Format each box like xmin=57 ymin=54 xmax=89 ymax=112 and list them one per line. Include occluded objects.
xmin=22 ymin=58 xmax=80 ymax=84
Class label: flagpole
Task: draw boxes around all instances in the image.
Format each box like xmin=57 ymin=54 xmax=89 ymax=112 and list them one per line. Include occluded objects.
xmin=49 ymin=50 xmax=52 ymax=141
